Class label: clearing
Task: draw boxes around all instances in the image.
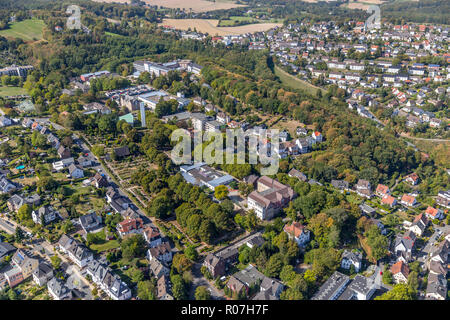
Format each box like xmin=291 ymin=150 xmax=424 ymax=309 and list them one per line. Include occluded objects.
xmin=0 ymin=86 xmax=28 ymax=97
xmin=274 ymin=65 xmax=324 ymax=95
xmin=160 ymin=18 xmax=281 ymax=36
xmin=0 ymin=19 xmax=45 ymax=41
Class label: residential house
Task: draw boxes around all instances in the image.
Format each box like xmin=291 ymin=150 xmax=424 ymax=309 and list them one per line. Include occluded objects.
xmin=92 ymin=173 xmax=108 ymax=189
xmin=382 ymin=195 xmax=397 ymax=207
xmin=0 ymin=177 xmax=16 ymax=194
xmin=401 ymin=194 xmax=417 ymax=207
xmin=436 ymin=190 xmax=450 ymax=209
xmin=65 ymin=239 xmax=94 ymax=268
xmin=407 ymin=213 xmax=428 ymax=237
xmin=391 ymin=261 xmax=410 ymax=284
xmin=331 ymin=180 xmax=349 ymax=192
xmin=425 ymin=206 xmax=444 ymax=220
xmin=32 ymin=263 xmax=54 ymax=286
xmin=359 ymin=203 xmax=376 ymax=217
xmin=376 ymin=184 xmax=390 ymax=198
xmin=117 ymin=218 xmax=144 ymax=238
xmin=341 ymin=250 xmax=363 ymax=272
xmin=405 ymin=173 xmax=420 ymax=185
xmin=149 ymin=258 xmax=170 ymax=279
xmin=425 ymin=273 xmax=447 ymax=300
xmin=4 ymin=267 xmax=24 ymax=287
xmin=7 ymin=194 xmax=41 ymax=212
xmin=246 ymin=235 xmax=265 ymax=249
xmin=86 ymin=259 xmax=131 ymax=300
xmin=32 ymin=205 xmax=57 ymax=225
xmin=143 ymin=227 xmax=162 ymax=248
xmin=79 ymin=212 xmax=102 ymax=233
xmin=47 ymin=277 xmax=72 ymax=300
xmin=355 ymin=179 xmax=372 ymax=198
xmin=203 ymin=253 xmax=226 ymax=278
xmin=394 ymin=231 xmax=416 ymax=262
xmin=11 ymin=249 xmax=39 ymax=279
xmin=52 ymin=157 xmax=75 ymax=171
xmin=157 ymin=275 xmax=173 ymax=300
xmin=57 ymin=146 xmax=71 ymax=159
xmin=283 ymin=222 xmax=310 ymax=247
xmin=227 ymin=265 xmax=266 ymax=296
xmin=0 ymin=242 xmax=16 ymax=263
xmin=147 ymin=242 xmax=172 ymax=264
xmin=68 ymin=164 xmax=84 ymax=179
xmin=259 ymin=277 xmax=284 ymax=299
xmin=287 ymin=169 xmax=307 ymax=182
xmin=77 ymin=155 xmax=93 ymax=167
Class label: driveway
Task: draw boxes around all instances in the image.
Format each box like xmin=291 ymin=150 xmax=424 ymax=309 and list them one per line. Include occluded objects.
xmin=66 ymin=265 xmax=93 ymax=300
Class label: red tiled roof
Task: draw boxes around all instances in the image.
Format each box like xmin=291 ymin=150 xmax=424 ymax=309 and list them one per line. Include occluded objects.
xmin=425 ymin=206 xmax=439 ymax=217
xmin=382 ymin=195 xmax=396 ymax=205
xmin=376 ymin=184 xmax=389 ymax=195
xmin=401 ymin=194 xmax=416 ymax=205
xmin=284 ymin=222 xmax=306 ymax=238
xmin=118 ymin=218 xmax=143 ymax=233
xmin=391 ymin=261 xmax=410 ymax=278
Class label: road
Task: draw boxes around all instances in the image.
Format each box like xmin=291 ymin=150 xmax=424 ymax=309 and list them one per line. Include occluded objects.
xmin=189 ymin=262 xmax=224 ymax=300
xmin=0 ymin=217 xmax=16 ymax=234
xmin=399 ymin=132 xmax=450 ymax=143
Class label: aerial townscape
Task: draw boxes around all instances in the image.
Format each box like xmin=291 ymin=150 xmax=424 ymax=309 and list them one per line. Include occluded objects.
xmin=0 ymin=0 xmax=448 ymax=303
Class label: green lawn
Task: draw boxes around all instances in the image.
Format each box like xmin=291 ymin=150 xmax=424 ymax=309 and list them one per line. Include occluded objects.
xmin=105 ymin=32 xmax=125 ymax=38
xmin=0 ymin=19 xmax=45 ymax=41
xmin=90 ymin=240 xmax=120 ymax=253
xmin=274 ymin=65 xmax=324 ymax=95
xmin=0 ymin=86 xmax=28 ymax=97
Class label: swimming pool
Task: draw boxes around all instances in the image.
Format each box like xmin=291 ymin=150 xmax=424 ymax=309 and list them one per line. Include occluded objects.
xmin=16 ymin=165 xmax=25 ymax=170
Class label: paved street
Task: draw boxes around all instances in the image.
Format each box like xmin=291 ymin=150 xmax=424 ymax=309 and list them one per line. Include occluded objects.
xmin=189 ymin=262 xmax=224 ymax=300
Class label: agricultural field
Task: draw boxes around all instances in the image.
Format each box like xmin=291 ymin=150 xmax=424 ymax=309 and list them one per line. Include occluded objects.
xmin=218 ymin=16 xmax=282 ymax=27
xmin=143 ymin=0 xmax=246 ymax=13
xmin=160 ymin=19 xmax=281 ymax=36
xmin=0 ymin=86 xmax=28 ymax=97
xmin=341 ymin=0 xmax=387 ymax=10
xmin=93 ymin=0 xmax=245 ymax=12
xmin=0 ymin=19 xmax=45 ymax=41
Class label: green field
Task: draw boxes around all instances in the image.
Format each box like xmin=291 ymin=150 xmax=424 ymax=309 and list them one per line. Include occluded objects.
xmin=0 ymin=86 xmax=28 ymax=97
xmin=274 ymin=65 xmax=324 ymax=95
xmin=0 ymin=19 xmax=45 ymax=41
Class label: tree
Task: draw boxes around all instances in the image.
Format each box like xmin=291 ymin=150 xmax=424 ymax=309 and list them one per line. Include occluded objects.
xmin=172 ymin=253 xmax=193 ymax=274
xmin=130 ymin=268 xmax=144 ymax=283
xmin=184 ymin=246 xmax=198 ymax=261
xmin=137 ymin=280 xmax=156 ymax=300
xmin=407 ymin=271 xmax=419 ymax=292
xmin=214 ymin=185 xmax=229 ymax=200
xmin=264 ymin=253 xmax=284 ymax=278
xmin=382 ymin=270 xmax=393 ymax=285
xmin=171 ymin=274 xmax=187 ymax=300
xmin=17 ymin=204 xmax=32 ymax=222
xmin=195 ymin=286 xmax=211 ymax=300
xmin=50 ymin=255 xmax=62 ymax=270
xmin=375 ymin=284 xmax=416 ymax=300
xmin=14 ymin=227 xmax=24 ymax=243
xmin=121 ymin=234 xmax=147 ymax=261
xmin=365 ymin=225 xmax=389 ymax=262
xmin=147 ymin=196 xmax=171 ymax=219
